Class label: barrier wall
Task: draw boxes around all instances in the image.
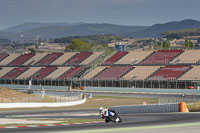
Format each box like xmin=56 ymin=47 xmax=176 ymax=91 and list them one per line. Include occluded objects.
xmin=0 ymin=98 xmax=86 ymax=108
xmin=110 ymin=103 xmax=179 ymax=114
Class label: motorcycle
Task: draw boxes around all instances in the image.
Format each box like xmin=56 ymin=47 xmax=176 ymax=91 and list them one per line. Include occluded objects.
xmin=104 ymin=110 xmax=122 ymax=123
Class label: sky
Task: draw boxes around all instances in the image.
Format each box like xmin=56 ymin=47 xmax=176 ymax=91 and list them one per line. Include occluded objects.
xmin=0 ymin=0 xmax=200 ymax=30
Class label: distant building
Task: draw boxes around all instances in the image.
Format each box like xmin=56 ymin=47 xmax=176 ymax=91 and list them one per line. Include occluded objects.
xmin=115 ymin=42 xmax=126 ymax=51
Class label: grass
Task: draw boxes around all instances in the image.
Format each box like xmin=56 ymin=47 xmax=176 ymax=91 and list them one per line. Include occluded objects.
xmin=187 ymin=101 xmax=200 ymax=112
xmin=0 ymin=118 xmax=102 ymax=127
xmin=0 ymin=86 xmax=55 ymax=103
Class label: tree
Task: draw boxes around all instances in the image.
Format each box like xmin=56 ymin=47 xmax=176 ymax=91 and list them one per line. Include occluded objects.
xmin=66 ymin=39 xmax=91 ymax=52
xmin=162 ymin=41 xmax=170 ymax=50
xmin=184 ymin=39 xmax=194 ymax=49
xmin=28 ymin=48 xmax=36 ymax=53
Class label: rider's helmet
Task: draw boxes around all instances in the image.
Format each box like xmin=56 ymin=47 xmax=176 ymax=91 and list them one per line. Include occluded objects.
xmin=99 ymin=107 xmax=104 ymax=112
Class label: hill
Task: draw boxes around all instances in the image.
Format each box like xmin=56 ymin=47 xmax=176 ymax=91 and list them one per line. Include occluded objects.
xmin=1 ymin=19 xmax=200 ymax=41
xmin=127 ymin=19 xmax=200 ymax=38
xmin=0 ymin=23 xmax=147 ymax=40
xmin=19 ymin=23 xmax=147 ymax=39
xmin=2 ymin=22 xmax=84 ymax=33
xmin=162 ymin=28 xmax=200 ymax=39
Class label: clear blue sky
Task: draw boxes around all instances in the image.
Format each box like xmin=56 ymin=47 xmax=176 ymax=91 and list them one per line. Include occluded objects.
xmin=0 ymin=0 xmax=200 ymax=30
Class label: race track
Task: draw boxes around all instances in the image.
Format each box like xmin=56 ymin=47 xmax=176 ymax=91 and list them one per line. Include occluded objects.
xmin=1 ymin=109 xmax=200 ymax=133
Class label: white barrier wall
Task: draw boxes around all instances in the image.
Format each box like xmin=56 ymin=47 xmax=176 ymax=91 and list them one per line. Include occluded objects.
xmin=110 ymin=103 xmax=178 ymax=114
xmin=0 ymin=98 xmax=86 ymax=108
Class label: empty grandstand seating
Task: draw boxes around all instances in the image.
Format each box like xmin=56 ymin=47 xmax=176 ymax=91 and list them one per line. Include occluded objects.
xmin=0 ymin=54 xmax=20 ymax=65
xmin=17 ymin=67 xmax=42 ymax=79
xmin=82 ymin=66 xmax=106 ymax=80
xmin=23 ymin=53 xmax=47 ymax=65
xmin=51 ymin=53 xmax=76 ymax=65
xmin=170 ymin=50 xmax=200 ymax=64
xmin=30 ymin=67 xmax=57 ymax=80
xmin=80 ymin=52 xmax=103 ymax=65
xmin=64 ymin=52 xmax=93 ymax=65
xmin=94 ymin=66 xmax=133 ymax=80
xmin=0 ymin=67 xmax=15 ymax=78
xmin=36 ymin=53 xmax=63 ymax=66
xmin=0 ymin=54 xmax=9 ymax=62
xmin=59 ymin=67 xmax=83 ymax=80
xmin=115 ymin=51 xmax=152 ymax=64
xmin=102 ymin=51 xmax=128 ymax=65
xmin=148 ymin=65 xmax=191 ymax=80
xmin=9 ymin=53 xmax=35 ymax=66
xmin=141 ymin=50 xmax=183 ymax=65
xmin=45 ymin=67 xmax=71 ymax=79
xmin=2 ymin=67 xmax=29 ymax=79
xmin=122 ymin=66 xmax=160 ymax=80
xmin=179 ymin=66 xmax=200 ymax=80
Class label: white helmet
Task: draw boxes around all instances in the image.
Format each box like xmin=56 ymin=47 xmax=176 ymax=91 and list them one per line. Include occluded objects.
xmin=99 ymin=107 xmax=104 ymax=111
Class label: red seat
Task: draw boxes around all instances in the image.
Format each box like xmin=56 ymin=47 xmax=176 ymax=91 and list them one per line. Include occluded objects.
xmin=9 ymin=53 xmax=35 ymax=66
xmin=142 ymin=50 xmax=182 ymax=64
xmin=148 ymin=65 xmax=191 ymax=80
xmin=64 ymin=52 xmax=93 ymax=65
xmin=59 ymin=67 xmax=83 ymax=80
xmin=36 ymin=53 xmax=63 ymax=65
xmin=94 ymin=66 xmax=133 ymax=80
xmin=30 ymin=67 xmax=57 ymax=80
xmin=103 ymin=51 xmax=128 ymax=65
xmin=2 ymin=67 xmax=29 ymax=79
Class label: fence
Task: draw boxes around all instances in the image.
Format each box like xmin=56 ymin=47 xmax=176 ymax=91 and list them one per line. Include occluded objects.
xmin=0 ymin=92 xmax=83 ymax=103
xmin=0 ymin=79 xmax=198 ymax=89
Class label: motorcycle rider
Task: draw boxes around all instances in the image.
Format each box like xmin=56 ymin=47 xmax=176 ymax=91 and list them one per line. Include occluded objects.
xmin=99 ymin=107 xmax=119 ymax=123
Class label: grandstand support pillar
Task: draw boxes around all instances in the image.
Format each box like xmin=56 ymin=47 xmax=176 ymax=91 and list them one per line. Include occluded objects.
xmin=135 ymin=81 xmax=136 ymax=88
xmin=167 ymin=80 xmax=169 ymax=89
xmin=142 ymin=80 xmax=144 ymax=88
xmin=176 ymin=80 xmax=178 ymax=89
xmin=150 ymin=80 xmax=152 ymax=88
xmin=185 ymin=80 xmax=187 ymax=89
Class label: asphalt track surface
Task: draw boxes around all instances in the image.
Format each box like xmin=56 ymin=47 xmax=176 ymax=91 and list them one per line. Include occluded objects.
xmin=1 ymin=109 xmax=200 ymax=133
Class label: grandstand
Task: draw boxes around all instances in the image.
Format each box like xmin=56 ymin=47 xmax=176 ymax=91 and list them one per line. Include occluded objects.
xmin=115 ymin=51 xmax=152 ymax=64
xmin=0 ymin=54 xmax=9 ymax=62
xmin=0 ymin=67 xmax=15 ymax=78
xmin=30 ymin=67 xmax=57 ymax=80
xmin=2 ymin=67 xmax=29 ymax=79
xmin=35 ymin=53 xmax=63 ymax=66
xmin=141 ymin=50 xmax=183 ymax=65
xmin=93 ymin=66 xmax=133 ymax=80
xmin=9 ymin=53 xmax=35 ymax=66
xmin=122 ymin=66 xmax=160 ymax=80
xmin=0 ymin=54 xmax=20 ymax=65
xmin=45 ymin=67 xmax=71 ymax=79
xmin=17 ymin=67 xmax=42 ymax=79
xmin=102 ymin=51 xmax=128 ymax=65
xmin=179 ymin=66 xmax=200 ymax=80
xmin=0 ymin=50 xmax=200 ymax=89
xmin=82 ymin=66 xmax=106 ymax=80
xmin=23 ymin=53 xmax=47 ymax=65
xmin=64 ymin=52 xmax=93 ymax=65
xmin=147 ymin=65 xmax=191 ymax=80
xmin=59 ymin=66 xmax=83 ymax=80
xmin=170 ymin=50 xmax=200 ymax=64
xmin=51 ymin=53 xmax=76 ymax=65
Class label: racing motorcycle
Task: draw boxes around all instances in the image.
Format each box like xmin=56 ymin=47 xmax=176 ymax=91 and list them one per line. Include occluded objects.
xmin=103 ymin=110 xmax=122 ymax=123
